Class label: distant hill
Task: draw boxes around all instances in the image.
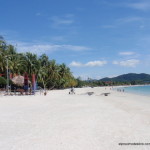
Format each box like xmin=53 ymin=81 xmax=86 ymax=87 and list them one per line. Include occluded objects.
xmin=100 ymin=73 xmax=150 ymax=82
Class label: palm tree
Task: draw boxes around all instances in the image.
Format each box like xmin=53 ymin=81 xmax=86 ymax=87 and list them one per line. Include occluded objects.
xmin=24 ymin=52 xmax=40 ymax=78
xmin=39 ymin=54 xmax=49 ymax=67
xmin=37 ymin=66 xmax=48 ymax=91
xmin=0 ymin=37 xmax=78 ymax=90
xmin=37 ymin=54 xmax=50 ymax=90
xmin=59 ymin=63 xmax=71 ymax=78
xmin=58 ymin=63 xmax=73 ymax=88
xmin=0 ymin=51 xmax=6 ymax=74
xmin=37 ymin=59 xmax=59 ymax=90
xmin=0 ymin=37 xmax=7 ymax=52
xmin=8 ymin=53 xmax=26 ymax=75
xmin=0 ymin=38 xmax=7 ymax=75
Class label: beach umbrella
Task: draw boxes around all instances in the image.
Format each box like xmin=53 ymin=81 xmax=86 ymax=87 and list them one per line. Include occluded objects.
xmin=12 ymin=75 xmax=31 ymax=86
xmin=11 ymin=75 xmax=24 ymax=86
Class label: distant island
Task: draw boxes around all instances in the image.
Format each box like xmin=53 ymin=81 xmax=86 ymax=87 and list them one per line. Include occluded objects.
xmin=100 ymin=73 xmax=150 ymax=84
xmin=77 ymin=73 xmax=150 ymax=87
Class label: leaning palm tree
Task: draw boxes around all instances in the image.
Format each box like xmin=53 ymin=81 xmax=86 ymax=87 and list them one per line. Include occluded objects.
xmin=37 ymin=66 xmax=49 ymax=91
xmin=59 ymin=63 xmax=71 ymax=78
xmin=57 ymin=63 xmax=73 ymax=88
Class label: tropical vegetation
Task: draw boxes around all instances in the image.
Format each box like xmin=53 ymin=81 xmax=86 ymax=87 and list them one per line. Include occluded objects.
xmin=0 ymin=36 xmax=77 ymax=90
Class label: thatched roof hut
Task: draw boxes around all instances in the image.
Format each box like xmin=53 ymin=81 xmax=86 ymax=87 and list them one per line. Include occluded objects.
xmin=11 ymin=75 xmax=31 ymax=86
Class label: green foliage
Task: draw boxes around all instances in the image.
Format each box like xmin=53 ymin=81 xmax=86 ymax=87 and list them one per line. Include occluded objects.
xmin=0 ymin=77 xmax=6 ymax=85
xmin=0 ymin=37 xmax=77 ymax=89
xmin=100 ymin=73 xmax=150 ymax=83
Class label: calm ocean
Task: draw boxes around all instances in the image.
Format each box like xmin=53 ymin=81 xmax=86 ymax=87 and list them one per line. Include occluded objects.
xmin=122 ymin=85 xmax=150 ymax=96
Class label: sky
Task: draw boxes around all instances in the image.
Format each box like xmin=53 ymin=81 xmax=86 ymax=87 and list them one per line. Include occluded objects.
xmin=1 ymin=0 xmax=150 ymax=79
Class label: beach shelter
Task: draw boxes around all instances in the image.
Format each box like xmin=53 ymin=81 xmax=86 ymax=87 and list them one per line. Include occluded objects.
xmin=12 ymin=75 xmax=24 ymax=86
xmin=12 ymin=75 xmax=31 ymax=87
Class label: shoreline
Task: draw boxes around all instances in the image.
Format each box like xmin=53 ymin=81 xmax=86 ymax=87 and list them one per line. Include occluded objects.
xmin=114 ymin=85 xmax=150 ymax=97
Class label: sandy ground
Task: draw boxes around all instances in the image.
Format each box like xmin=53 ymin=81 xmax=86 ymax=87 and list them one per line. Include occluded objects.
xmin=0 ymin=87 xmax=150 ymax=150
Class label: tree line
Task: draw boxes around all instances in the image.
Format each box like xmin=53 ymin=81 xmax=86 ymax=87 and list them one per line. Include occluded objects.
xmin=76 ymin=78 xmax=149 ymax=88
xmin=0 ymin=37 xmax=77 ymax=90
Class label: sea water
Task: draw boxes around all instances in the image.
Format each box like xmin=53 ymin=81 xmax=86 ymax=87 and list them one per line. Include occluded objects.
xmin=121 ymin=85 xmax=150 ymax=96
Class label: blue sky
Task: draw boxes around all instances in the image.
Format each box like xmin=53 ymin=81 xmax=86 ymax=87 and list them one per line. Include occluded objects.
xmin=1 ymin=0 xmax=150 ymax=79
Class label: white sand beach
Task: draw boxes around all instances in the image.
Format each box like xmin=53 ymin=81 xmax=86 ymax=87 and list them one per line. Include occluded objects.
xmin=0 ymin=87 xmax=150 ymax=150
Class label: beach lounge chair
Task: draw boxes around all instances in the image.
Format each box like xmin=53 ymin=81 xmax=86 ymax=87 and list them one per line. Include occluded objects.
xmin=101 ymin=93 xmax=110 ymax=96
xmin=87 ymin=92 xmax=94 ymax=96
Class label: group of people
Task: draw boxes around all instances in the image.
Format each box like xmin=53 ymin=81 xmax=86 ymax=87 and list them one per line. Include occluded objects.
xmin=117 ymin=88 xmax=124 ymax=92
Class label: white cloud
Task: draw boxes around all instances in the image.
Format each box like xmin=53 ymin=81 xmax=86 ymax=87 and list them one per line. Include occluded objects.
xmin=64 ymin=45 xmax=90 ymax=51
xmin=127 ymin=1 xmax=150 ymax=11
xmin=70 ymin=60 xmax=107 ymax=67
xmin=85 ymin=61 xmax=107 ymax=67
xmin=113 ymin=59 xmax=140 ymax=67
xmin=119 ymin=51 xmax=135 ymax=56
xmin=10 ymin=41 xmax=90 ymax=54
xmin=51 ymin=15 xmax=74 ymax=28
xmin=70 ymin=61 xmax=83 ymax=67
xmin=118 ymin=17 xmax=143 ymax=23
